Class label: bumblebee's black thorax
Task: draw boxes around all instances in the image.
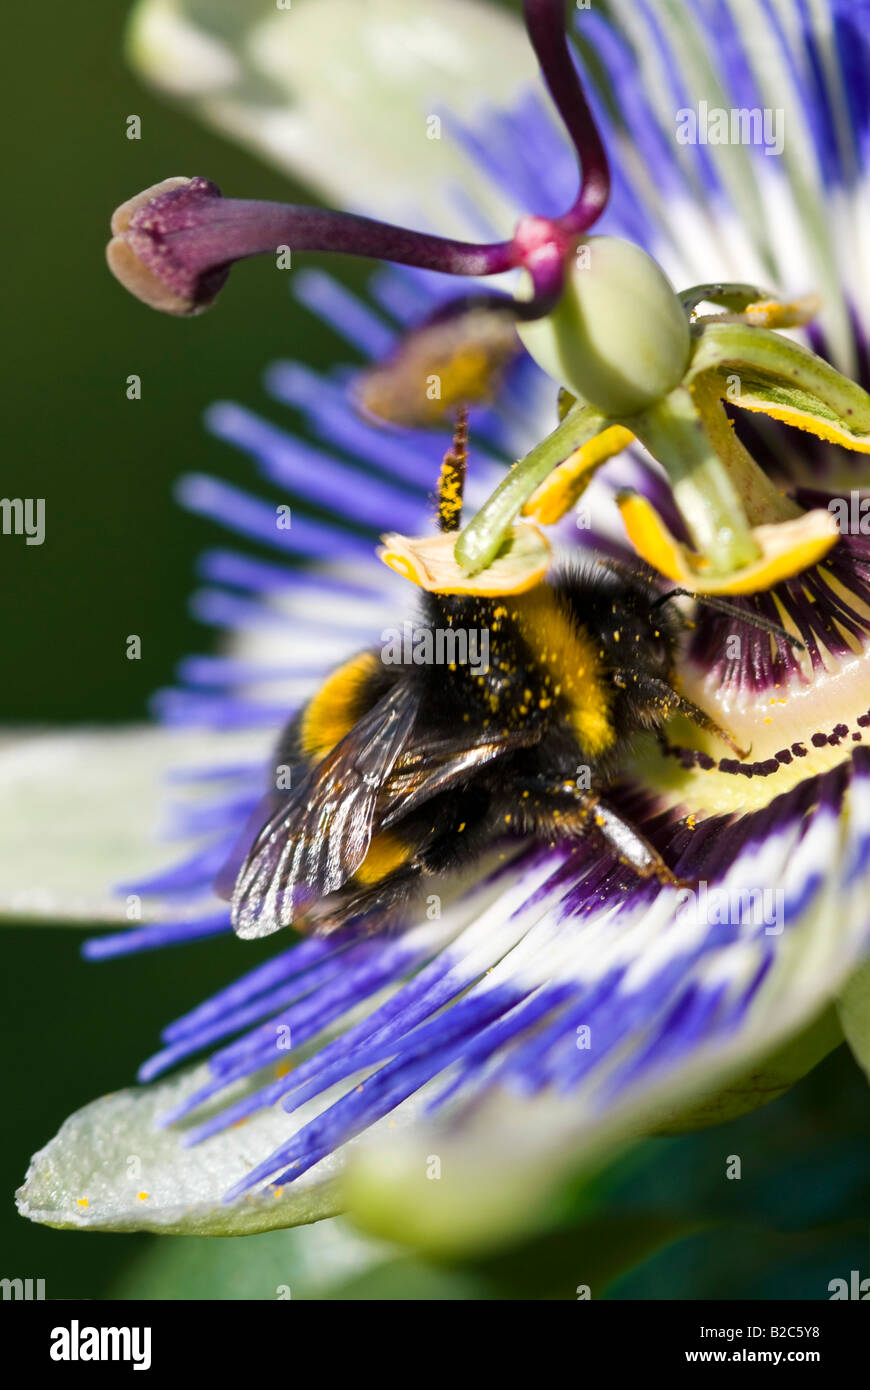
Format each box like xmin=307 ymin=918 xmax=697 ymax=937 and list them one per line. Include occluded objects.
xmin=414 ymin=566 xmax=679 ymax=779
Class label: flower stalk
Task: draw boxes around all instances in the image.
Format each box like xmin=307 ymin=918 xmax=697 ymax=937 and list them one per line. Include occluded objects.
xmin=626 ymin=387 xmax=761 ymax=575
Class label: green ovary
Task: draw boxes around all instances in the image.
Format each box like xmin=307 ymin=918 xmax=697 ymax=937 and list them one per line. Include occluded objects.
xmin=516 ymin=236 xmax=691 ymax=416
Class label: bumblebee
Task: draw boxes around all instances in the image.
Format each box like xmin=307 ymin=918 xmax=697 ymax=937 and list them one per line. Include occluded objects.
xmin=227 ymin=414 xmax=791 ymax=940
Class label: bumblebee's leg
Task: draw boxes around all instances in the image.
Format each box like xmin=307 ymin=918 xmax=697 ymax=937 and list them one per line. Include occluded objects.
xmin=515 ymin=777 xmax=686 ymax=887
xmin=309 ymin=864 xmax=424 ymax=936
xmin=582 ymin=796 xmax=689 ymax=887
xmin=611 ymin=670 xmax=749 ymax=759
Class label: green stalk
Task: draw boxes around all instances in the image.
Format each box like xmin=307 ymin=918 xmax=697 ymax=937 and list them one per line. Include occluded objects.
xmin=687 ymin=322 xmax=870 ymax=432
xmin=623 ymin=386 xmax=760 ymax=574
xmin=454 ymin=400 xmax=607 ymax=574
xmin=690 ymin=376 xmax=800 ymax=527
xmin=679 ymin=282 xmax=769 ymax=315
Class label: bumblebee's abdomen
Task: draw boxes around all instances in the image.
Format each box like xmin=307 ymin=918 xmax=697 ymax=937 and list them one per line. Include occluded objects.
xmin=352 ymin=829 xmax=414 ymax=886
xmin=296 ymin=649 xmax=388 ymax=762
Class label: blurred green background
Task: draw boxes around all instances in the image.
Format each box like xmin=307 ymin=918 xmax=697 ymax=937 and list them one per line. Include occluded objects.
xmin=0 ymin=0 xmax=359 ymax=1300
xmin=2 ymin=0 xmax=868 ymax=1300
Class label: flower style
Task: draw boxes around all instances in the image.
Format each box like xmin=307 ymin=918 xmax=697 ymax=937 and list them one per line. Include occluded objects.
xmin=12 ymin=0 xmax=870 ymax=1250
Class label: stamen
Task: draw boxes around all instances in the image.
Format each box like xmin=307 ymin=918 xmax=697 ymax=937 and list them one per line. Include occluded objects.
xmin=684 ymin=492 xmax=870 ymax=696
xmin=454 ymin=398 xmax=612 ymax=574
xmin=436 ymin=410 xmax=469 ymax=534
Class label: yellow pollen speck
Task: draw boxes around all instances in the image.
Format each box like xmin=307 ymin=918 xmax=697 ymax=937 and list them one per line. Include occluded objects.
xmin=540 ymin=697 xmax=552 ymax=709
xmin=505 ymin=813 xmax=512 ymax=823
xmin=77 ymin=1198 xmax=89 ymax=1208
xmin=138 ymin=1192 xmax=148 ymax=1201
xmin=764 ymin=717 xmax=772 ymax=723
xmin=273 ymin=1187 xmax=284 ymax=1198
xmin=458 ymin=822 xmax=466 ymax=832
xmin=613 ymin=630 xmax=620 ymax=641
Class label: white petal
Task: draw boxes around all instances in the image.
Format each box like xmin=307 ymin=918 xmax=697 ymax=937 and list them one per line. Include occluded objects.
xmin=15 ymin=1062 xmax=339 ymax=1235
xmin=126 ymin=0 xmax=537 ymax=231
xmin=15 ymin=1052 xmax=442 ymax=1236
xmin=0 ymin=726 xmax=265 ymax=923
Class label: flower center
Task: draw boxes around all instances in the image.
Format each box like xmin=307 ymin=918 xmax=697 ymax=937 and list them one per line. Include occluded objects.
xmin=638 ymin=508 xmax=870 ymax=815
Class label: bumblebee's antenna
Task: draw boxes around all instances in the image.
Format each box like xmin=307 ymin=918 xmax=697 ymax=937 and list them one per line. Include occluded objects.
xmin=436 ymin=408 xmax=469 ymax=533
xmin=650 ymin=587 xmax=805 ymax=651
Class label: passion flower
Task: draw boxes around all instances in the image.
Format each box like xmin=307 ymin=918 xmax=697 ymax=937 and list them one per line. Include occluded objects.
xmin=11 ymin=0 xmax=870 ymax=1256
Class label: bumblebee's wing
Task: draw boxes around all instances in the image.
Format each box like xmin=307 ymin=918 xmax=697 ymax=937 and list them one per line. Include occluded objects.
xmin=377 ymin=727 xmax=542 ymax=828
xmin=231 ymin=681 xmax=419 ymax=939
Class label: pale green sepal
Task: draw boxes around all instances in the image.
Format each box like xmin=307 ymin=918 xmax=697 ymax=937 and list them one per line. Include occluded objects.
xmin=341 ymin=841 xmax=870 ymax=1256
xmin=653 ymin=1005 xmax=844 ymax=1134
xmin=837 ymin=958 xmax=870 ymax=1084
xmin=340 ymin=1091 xmax=630 ymax=1257
xmin=15 ymin=1062 xmax=343 ymax=1235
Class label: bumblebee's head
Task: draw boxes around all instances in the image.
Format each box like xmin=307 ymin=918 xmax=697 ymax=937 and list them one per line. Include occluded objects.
xmin=561 ymin=566 xmax=681 ymax=684
xmin=613 ymin=581 xmax=682 ymax=682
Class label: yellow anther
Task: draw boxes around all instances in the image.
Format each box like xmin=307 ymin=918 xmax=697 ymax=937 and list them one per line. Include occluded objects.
xmin=522 ymin=425 xmax=634 ymax=524
xmin=617 ymin=492 xmax=838 ymax=595
xmin=377 ymin=523 xmax=551 ymax=596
